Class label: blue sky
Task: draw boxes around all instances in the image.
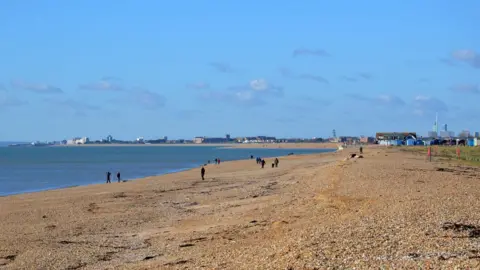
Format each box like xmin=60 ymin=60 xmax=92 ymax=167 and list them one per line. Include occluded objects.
xmin=1 ymin=0 xmax=479 ymax=141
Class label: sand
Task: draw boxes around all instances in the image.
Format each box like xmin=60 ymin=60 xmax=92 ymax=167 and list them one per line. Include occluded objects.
xmin=1 ymin=147 xmax=480 ymax=269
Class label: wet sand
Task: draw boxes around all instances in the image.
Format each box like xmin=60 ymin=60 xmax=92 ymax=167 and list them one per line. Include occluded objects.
xmin=1 ymin=147 xmax=480 ymax=269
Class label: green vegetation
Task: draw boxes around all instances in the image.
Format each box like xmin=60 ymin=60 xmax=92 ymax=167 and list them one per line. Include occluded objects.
xmin=402 ymin=146 xmax=480 ymax=166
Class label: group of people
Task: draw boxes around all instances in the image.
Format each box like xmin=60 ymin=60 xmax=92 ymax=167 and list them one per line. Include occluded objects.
xmin=255 ymin=157 xmax=279 ymax=168
xmin=106 ymin=171 xmax=121 ymax=183
xmin=207 ymin=158 xmax=221 ymax=165
xmin=200 ymin=155 xmax=281 ymax=180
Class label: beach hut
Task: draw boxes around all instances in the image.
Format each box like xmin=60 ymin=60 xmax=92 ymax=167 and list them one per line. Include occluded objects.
xmin=467 ymin=138 xmax=475 ymax=146
xmin=415 ymin=140 xmax=424 ymax=146
xmin=475 ymin=138 xmax=478 ymax=146
xmin=406 ymin=139 xmax=415 ymax=146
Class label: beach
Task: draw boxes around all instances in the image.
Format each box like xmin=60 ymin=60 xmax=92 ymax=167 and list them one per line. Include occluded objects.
xmin=1 ymin=147 xmax=480 ymax=269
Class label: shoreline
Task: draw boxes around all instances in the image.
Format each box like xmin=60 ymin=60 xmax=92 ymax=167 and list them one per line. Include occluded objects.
xmin=47 ymin=142 xmax=341 ymax=149
xmin=0 ymin=148 xmax=337 ymax=198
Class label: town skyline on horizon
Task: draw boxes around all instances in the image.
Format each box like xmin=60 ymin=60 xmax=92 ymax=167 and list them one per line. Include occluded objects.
xmin=1 ymin=1 xmax=479 ymax=142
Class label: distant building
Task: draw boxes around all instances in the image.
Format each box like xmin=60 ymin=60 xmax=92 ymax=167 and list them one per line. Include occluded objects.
xmin=136 ymin=137 xmax=144 ymax=143
xmin=106 ymin=135 xmax=113 ymax=142
xmin=241 ymin=136 xmax=276 ymax=144
xmin=427 ymin=131 xmax=438 ymax=138
xmin=440 ymin=131 xmax=455 ymax=138
xmin=475 ymin=132 xmax=480 ymax=138
xmin=67 ymin=137 xmax=89 ymax=144
xmin=376 ymin=132 xmax=417 ymax=141
xmin=359 ymin=136 xmax=375 ymax=144
xmin=203 ymin=137 xmax=228 ymax=143
xmin=458 ymin=130 xmax=470 ymax=138
xmin=339 ymin=136 xmax=359 ymax=144
xmin=194 ymin=137 xmax=205 ymax=144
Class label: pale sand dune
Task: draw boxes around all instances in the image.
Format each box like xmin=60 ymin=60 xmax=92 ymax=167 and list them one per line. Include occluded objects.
xmin=1 ymin=148 xmax=480 ymax=269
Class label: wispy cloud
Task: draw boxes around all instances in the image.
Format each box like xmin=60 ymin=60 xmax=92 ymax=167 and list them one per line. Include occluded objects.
xmin=293 ymin=48 xmax=329 ymax=57
xmin=449 ymin=84 xmax=479 ymax=94
xmin=412 ymin=95 xmax=448 ymax=116
xmin=346 ymin=93 xmax=405 ymax=107
xmin=340 ymin=76 xmax=358 ymax=82
xmin=131 ymin=89 xmax=166 ymax=109
xmin=248 ymin=79 xmax=284 ymax=96
xmin=186 ymin=82 xmax=210 ymax=89
xmin=280 ymin=68 xmax=329 ymax=84
xmin=11 ymin=80 xmax=63 ymax=94
xmin=209 ymin=62 xmax=235 ymax=73
xmin=441 ymin=49 xmax=480 ymax=69
xmin=200 ymin=78 xmax=283 ymax=107
xmin=79 ymin=77 xmax=124 ymax=91
xmin=298 ymin=74 xmax=329 ymax=84
xmin=358 ymin=72 xmax=373 ymax=80
xmin=340 ymin=72 xmax=372 ymax=82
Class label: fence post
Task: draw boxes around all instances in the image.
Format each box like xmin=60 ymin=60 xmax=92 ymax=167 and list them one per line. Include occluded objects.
xmin=427 ymin=146 xmax=432 ymax=162
xmin=456 ymin=147 xmax=460 ymax=159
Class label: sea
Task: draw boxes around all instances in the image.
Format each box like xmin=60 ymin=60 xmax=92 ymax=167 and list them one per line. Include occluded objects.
xmin=0 ymin=143 xmax=334 ymax=196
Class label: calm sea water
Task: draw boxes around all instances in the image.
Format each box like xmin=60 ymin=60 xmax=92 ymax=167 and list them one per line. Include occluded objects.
xmin=0 ymin=145 xmax=333 ymax=196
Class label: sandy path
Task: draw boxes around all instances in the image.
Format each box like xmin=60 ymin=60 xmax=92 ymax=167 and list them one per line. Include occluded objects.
xmin=1 ymin=148 xmax=480 ymax=269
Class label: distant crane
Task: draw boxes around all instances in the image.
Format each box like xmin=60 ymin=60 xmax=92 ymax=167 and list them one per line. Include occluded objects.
xmin=332 ymin=129 xmax=337 ymax=138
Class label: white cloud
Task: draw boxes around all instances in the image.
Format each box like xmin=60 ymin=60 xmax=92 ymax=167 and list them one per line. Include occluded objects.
xmin=11 ymin=80 xmax=63 ymax=94
xmin=79 ymin=78 xmax=123 ymax=91
xmin=235 ymin=91 xmax=254 ymax=101
xmin=449 ymin=84 xmax=479 ymax=94
xmin=249 ymin=79 xmax=269 ymax=91
xmin=449 ymin=49 xmax=480 ymax=69
xmin=452 ymin=49 xmax=477 ymax=61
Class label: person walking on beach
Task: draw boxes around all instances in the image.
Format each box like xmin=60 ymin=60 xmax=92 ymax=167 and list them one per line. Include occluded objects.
xmin=274 ymin=158 xmax=279 ymax=168
xmin=201 ymin=166 xmax=206 ymax=180
xmin=218 ymin=158 xmax=221 ymax=164
xmin=106 ymin=171 xmax=111 ymax=184
xmin=261 ymin=159 xmax=266 ymax=168
xmin=116 ymin=172 xmax=121 ymax=183
xmin=359 ymin=146 xmax=363 ymax=154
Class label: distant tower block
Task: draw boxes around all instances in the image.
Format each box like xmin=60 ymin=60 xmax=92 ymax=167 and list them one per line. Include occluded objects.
xmin=444 ymin=124 xmax=448 ymax=132
xmin=332 ymin=129 xmax=337 ymax=138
